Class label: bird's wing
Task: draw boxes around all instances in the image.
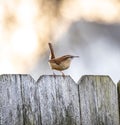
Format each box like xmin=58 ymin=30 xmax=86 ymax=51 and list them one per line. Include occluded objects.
xmin=49 ymin=55 xmax=70 ymax=65
xmin=49 ymin=58 xmax=61 ymax=65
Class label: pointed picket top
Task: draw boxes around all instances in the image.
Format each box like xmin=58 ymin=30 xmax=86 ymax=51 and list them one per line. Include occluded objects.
xmin=36 ymin=75 xmax=81 ymax=125
xmin=1 ymin=74 xmax=120 ymax=125
xmin=78 ymin=75 xmax=119 ymax=125
xmin=0 ymin=74 xmax=37 ymax=125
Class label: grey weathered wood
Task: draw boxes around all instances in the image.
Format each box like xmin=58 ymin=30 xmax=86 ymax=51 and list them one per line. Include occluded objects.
xmin=78 ymin=75 xmax=119 ymax=125
xmin=1 ymin=74 xmax=81 ymax=125
xmin=0 ymin=74 xmax=41 ymax=125
xmin=117 ymin=80 xmax=120 ymax=123
xmin=1 ymin=74 xmax=120 ymax=125
xmin=0 ymin=74 xmax=23 ymax=125
xmin=37 ymin=75 xmax=81 ymax=125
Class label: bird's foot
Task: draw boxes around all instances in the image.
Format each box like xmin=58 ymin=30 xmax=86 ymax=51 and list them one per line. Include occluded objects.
xmin=61 ymin=71 xmax=65 ymax=78
xmin=53 ymin=71 xmax=56 ymax=78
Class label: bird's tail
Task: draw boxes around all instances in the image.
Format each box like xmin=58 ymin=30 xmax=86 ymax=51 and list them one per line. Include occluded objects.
xmin=48 ymin=43 xmax=55 ymax=59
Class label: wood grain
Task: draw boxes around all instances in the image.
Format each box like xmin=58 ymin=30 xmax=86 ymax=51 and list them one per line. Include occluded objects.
xmin=0 ymin=74 xmax=40 ymax=125
xmin=78 ymin=75 xmax=119 ymax=125
xmin=1 ymin=74 xmax=119 ymax=125
xmin=37 ymin=75 xmax=81 ymax=125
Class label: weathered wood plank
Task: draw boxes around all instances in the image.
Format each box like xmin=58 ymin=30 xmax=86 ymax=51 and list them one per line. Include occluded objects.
xmin=78 ymin=75 xmax=119 ymax=125
xmin=37 ymin=75 xmax=81 ymax=125
xmin=0 ymin=74 xmax=41 ymax=125
xmin=19 ymin=75 xmax=41 ymax=125
xmin=0 ymin=74 xmax=23 ymax=125
xmin=1 ymin=74 xmax=120 ymax=125
xmin=117 ymin=80 xmax=120 ymax=123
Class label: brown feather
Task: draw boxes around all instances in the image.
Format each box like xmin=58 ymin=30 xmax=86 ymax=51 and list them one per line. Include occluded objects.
xmin=48 ymin=43 xmax=55 ymax=59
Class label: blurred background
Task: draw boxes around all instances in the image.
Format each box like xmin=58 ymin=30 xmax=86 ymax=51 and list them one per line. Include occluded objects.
xmin=0 ymin=0 xmax=120 ymax=83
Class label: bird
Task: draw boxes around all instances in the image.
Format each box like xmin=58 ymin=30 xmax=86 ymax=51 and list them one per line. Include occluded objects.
xmin=48 ymin=42 xmax=79 ymax=76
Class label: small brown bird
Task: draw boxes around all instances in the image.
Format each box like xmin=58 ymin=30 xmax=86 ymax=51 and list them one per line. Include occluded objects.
xmin=48 ymin=43 xmax=79 ymax=76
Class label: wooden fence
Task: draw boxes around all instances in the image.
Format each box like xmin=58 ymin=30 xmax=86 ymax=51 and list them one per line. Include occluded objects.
xmin=0 ymin=74 xmax=120 ymax=125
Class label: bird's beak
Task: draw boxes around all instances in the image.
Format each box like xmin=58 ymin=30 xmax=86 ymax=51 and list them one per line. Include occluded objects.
xmin=73 ymin=56 xmax=79 ymax=58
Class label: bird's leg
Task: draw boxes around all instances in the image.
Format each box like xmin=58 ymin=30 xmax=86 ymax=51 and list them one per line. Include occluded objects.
xmin=52 ymin=70 xmax=56 ymax=78
xmin=60 ymin=71 xmax=65 ymax=78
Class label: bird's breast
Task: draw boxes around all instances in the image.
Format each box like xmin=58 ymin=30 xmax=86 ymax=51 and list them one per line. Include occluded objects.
xmin=49 ymin=58 xmax=71 ymax=71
